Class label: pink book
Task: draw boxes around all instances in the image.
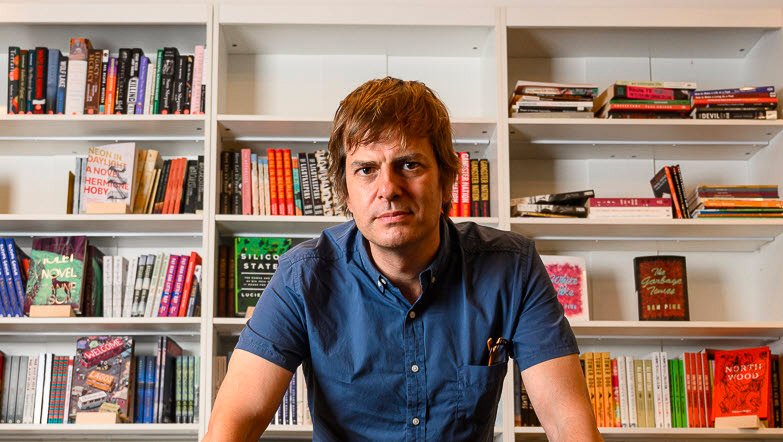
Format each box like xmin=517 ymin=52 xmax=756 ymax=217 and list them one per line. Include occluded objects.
xmin=458 ymin=152 xmax=470 ymax=217
xmin=588 ymin=198 xmax=672 ymax=207
xmin=157 ymin=255 xmax=181 ymax=317
xmin=166 ymin=255 xmax=190 ymax=317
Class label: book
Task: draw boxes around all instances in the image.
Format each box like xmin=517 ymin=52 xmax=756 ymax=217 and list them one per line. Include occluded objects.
xmin=511 ymin=203 xmax=587 ymax=218
xmin=234 ymin=237 xmax=307 ymax=316
xmin=64 ymin=38 xmax=92 ymax=115
xmin=511 ymin=189 xmax=594 ymax=206
xmin=68 ymin=336 xmax=135 ymax=423
xmin=712 ymin=346 xmax=771 ymax=424
xmin=540 ymin=255 xmax=590 ymax=321
xmin=24 ymin=236 xmax=88 ymax=315
xmin=81 ymin=142 xmax=137 ymax=213
xmin=650 ymin=166 xmax=682 ymax=218
xmin=633 ymin=256 xmax=689 ymax=321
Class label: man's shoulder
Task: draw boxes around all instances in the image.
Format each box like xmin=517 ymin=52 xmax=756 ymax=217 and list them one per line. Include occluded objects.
xmin=279 ymin=220 xmax=355 ymax=267
xmin=453 ymin=221 xmax=534 ymax=257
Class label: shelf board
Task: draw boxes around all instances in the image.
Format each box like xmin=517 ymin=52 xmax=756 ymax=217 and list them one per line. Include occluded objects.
xmin=516 ymin=427 xmax=783 ymax=440
xmin=216 ymin=215 xmax=500 ymax=236
xmin=0 ymin=423 xmax=199 ymax=440
xmin=508 ymin=118 xmax=783 ymax=160
xmin=570 ymin=321 xmax=783 ymax=340
xmin=0 ymin=115 xmax=205 ymax=148
xmin=510 ymin=218 xmax=783 ymax=252
xmin=213 ymin=317 xmax=248 ymax=335
xmin=0 ymin=317 xmax=202 ymax=336
xmin=218 ymin=115 xmax=496 ymax=144
xmin=0 ymin=214 xmax=204 ymax=236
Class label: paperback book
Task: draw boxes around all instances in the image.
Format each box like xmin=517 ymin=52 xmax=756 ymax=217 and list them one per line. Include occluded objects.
xmin=633 ymin=256 xmax=689 ymax=321
xmin=540 ymin=255 xmax=590 ymax=321
xmin=24 ymin=236 xmax=88 ymax=315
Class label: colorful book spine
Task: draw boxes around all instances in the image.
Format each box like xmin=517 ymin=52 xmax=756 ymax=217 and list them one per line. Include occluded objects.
xmin=458 ymin=152 xmax=470 ymax=217
xmin=55 ymin=55 xmax=67 ymax=114
xmin=157 ymin=255 xmax=181 ymax=317
xmin=268 ymin=149 xmax=278 ymax=215
xmin=165 ymin=255 xmax=190 ymax=317
xmin=275 ymin=149 xmax=286 ymax=215
xmin=7 ymin=47 xmax=20 ymax=114
xmin=292 ymin=154 xmax=303 ymax=216
xmin=283 ymin=149 xmax=295 ymax=215
xmin=241 ymin=149 xmax=252 ymax=215
xmin=134 ymin=56 xmax=149 ymax=114
xmin=45 ymin=49 xmax=61 ymax=114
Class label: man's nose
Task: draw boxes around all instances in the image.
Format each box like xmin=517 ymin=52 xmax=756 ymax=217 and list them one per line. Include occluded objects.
xmin=377 ymin=166 xmax=402 ymax=201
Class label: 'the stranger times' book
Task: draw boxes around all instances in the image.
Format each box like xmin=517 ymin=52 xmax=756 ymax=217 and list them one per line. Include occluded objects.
xmin=24 ymin=236 xmax=88 ymax=315
xmin=234 ymin=236 xmax=307 ymax=316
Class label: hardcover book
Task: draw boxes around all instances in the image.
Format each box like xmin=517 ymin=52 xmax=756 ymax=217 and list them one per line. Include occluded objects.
xmin=24 ymin=236 xmax=88 ymax=315
xmin=712 ymin=346 xmax=771 ymax=424
xmin=633 ymin=256 xmax=689 ymax=321
xmin=81 ymin=142 xmax=137 ymax=213
xmin=234 ymin=237 xmax=307 ymax=316
xmin=540 ymin=255 xmax=590 ymax=321
xmin=68 ymin=336 xmax=135 ymax=423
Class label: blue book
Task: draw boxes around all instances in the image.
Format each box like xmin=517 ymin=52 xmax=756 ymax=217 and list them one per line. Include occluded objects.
xmin=134 ymin=56 xmax=149 ymax=114
xmin=55 ymin=55 xmax=68 ymax=114
xmin=135 ymin=356 xmax=147 ymax=422
xmin=4 ymin=238 xmax=26 ymax=317
xmin=0 ymin=238 xmax=19 ymax=316
xmin=0 ymin=240 xmax=8 ymax=317
xmin=290 ymin=370 xmax=297 ymax=424
xmin=46 ymin=49 xmax=61 ymax=114
xmin=144 ymin=355 xmax=156 ymax=423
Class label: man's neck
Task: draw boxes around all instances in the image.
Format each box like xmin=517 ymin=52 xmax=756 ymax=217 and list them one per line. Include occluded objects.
xmin=366 ymin=232 xmax=441 ymax=304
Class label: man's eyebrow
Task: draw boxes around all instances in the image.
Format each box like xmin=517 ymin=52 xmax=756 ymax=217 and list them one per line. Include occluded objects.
xmin=350 ymin=160 xmax=377 ymax=168
xmin=393 ymin=153 xmax=426 ymax=163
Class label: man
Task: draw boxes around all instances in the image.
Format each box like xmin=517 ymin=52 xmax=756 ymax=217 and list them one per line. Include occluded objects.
xmin=204 ymin=77 xmax=600 ymax=441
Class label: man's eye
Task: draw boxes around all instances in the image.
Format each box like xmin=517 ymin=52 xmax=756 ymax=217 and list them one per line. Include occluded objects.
xmin=357 ymin=167 xmax=373 ymax=176
xmin=402 ymin=162 xmax=419 ymax=171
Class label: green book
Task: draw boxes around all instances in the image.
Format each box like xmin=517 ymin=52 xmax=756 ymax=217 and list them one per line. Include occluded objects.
xmin=187 ymin=355 xmax=194 ymax=423
xmin=193 ymin=356 xmax=200 ymax=423
xmin=24 ymin=236 xmax=88 ymax=315
xmin=152 ymin=49 xmax=163 ymax=114
xmin=175 ymin=356 xmax=183 ymax=423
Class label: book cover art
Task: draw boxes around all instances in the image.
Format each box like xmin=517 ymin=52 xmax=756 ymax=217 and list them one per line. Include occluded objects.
xmin=540 ymin=255 xmax=589 ymax=321
xmin=712 ymin=346 xmax=771 ymax=422
xmin=633 ymin=256 xmax=689 ymax=321
xmin=24 ymin=236 xmax=88 ymax=315
xmin=234 ymin=237 xmax=307 ymax=316
xmin=81 ymin=142 xmax=137 ymax=213
xmin=68 ymin=336 xmax=135 ymax=423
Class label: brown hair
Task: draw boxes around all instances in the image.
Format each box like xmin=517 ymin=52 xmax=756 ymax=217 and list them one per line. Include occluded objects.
xmin=327 ymin=76 xmax=458 ymax=216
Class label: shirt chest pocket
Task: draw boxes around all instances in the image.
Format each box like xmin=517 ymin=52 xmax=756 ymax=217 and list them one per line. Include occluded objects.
xmin=457 ymin=363 xmax=507 ymax=426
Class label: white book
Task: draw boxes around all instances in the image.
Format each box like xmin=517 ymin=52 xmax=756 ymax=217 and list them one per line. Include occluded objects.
xmin=39 ymin=354 xmax=53 ymax=424
xmin=262 ymin=159 xmax=270 ymax=216
xmin=0 ymin=354 xmax=11 ymax=423
xmin=145 ymin=63 xmax=156 ymax=115
xmin=131 ymin=255 xmax=149 ymax=316
xmin=82 ymin=142 xmax=138 ymax=213
xmin=62 ymin=357 xmax=74 ymax=424
xmin=14 ymin=355 xmax=29 ymax=423
xmin=145 ymin=253 xmax=167 ymax=317
xmin=22 ymin=356 xmax=39 ymax=424
xmin=660 ymin=351 xmax=671 ymax=428
xmin=617 ymin=355 xmax=629 ymax=428
xmin=650 ymin=352 xmax=664 ymax=428
xmin=123 ymin=256 xmax=139 ymax=317
xmin=251 ymin=154 xmax=260 ymax=215
xmin=64 ymin=60 xmax=87 ymax=115
xmin=258 ymin=157 xmax=267 ymax=216
xmin=625 ymin=356 xmax=637 ymax=428
xmin=296 ymin=366 xmax=304 ymax=425
xmin=151 ymin=255 xmax=170 ymax=317
xmin=137 ymin=254 xmax=156 ymax=316
xmin=32 ymin=354 xmax=46 ymax=425
xmin=102 ymin=255 xmax=113 ymax=317
xmin=5 ymin=356 xmax=19 ymax=423
xmin=112 ymin=256 xmax=128 ymax=317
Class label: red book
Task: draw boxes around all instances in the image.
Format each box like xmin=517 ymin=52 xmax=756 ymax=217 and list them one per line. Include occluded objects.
xmin=177 ymin=252 xmax=201 ymax=317
xmin=693 ymin=97 xmax=778 ymax=105
xmin=33 ymin=47 xmax=47 ymax=114
xmin=241 ymin=149 xmax=252 ymax=215
xmin=458 ymin=152 xmax=470 ymax=217
xmin=157 ymin=255 xmax=181 ymax=317
xmin=701 ymin=351 xmax=714 ymax=427
xmin=587 ymin=197 xmax=672 ymax=207
xmin=267 ymin=148 xmax=278 ymax=215
xmin=695 ymin=351 xmax=705 ymax=427
xmin=275 ymin=149 xmax=286 ymax=215
xmin=634 ymin=255 xmax=689 ymax=321
xmin=611 ymin=358 xmax=621 ymax=427
xmin=712 ymin=346 xmax=772 ymax=423
xmin=283 ymin=149 xmax=294 ymax=215
xmin=172 ymin=158 xmax=187 ymax=214
xmin=166 ymin=254 xmax=190 ymax=317
xmin=162 ymin=158 xmax=179 ymax=214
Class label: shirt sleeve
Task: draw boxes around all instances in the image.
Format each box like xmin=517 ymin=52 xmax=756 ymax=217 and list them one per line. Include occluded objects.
xmin=511 ymin=241 xmax=579 ymax=372
xmin=235 ymin=257 xmax=309 ymax=373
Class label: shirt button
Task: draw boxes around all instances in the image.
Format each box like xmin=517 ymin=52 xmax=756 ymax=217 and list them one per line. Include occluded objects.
xmin=408 ymin=311 xmax=416 ymax=319
xmin=431 ymin=276 xmax=436 ymax=283
xmin=411 ymin=364 xmax=419 ymax=373
xmin=412 ymin=417 xmax=420 ymax=426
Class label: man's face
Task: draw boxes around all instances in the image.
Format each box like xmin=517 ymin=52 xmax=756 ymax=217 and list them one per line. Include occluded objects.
xmin=345 ymin=137 xmax=447 ymax=253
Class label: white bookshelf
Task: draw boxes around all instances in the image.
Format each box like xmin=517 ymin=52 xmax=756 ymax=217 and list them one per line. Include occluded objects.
xmin=1 ymin=1 xmax=783 ymax=441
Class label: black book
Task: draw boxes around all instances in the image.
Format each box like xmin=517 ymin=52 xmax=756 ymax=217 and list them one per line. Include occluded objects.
xmin=220 ymin=151 xmax=232 ymax=214
xmin=510 ymin=189 xmax=595 ymax=206
xmin=184 ymin=55 xmax=194 ymax=113
xmin=25 ymin=49 xmax=35 ymax=113
xmin=182 ymin=159 xmax=199 ymax=214
xmin=125 ymin=48 xmax=142 ymax=114
xmin=196 ymin=155 xmax=204 ymax=213
xmin=98 ymin=50 xmax=109 ymax=113
xmin=153 ymin=159 xmax=172 ymax=214
xmin=17 ymin=50 xmax=28 ymax=114
xmin=172 ymin=54 xmax=189 ymax=114
xmin=511 ymin=203 xmax=587 ymax=218
xmin=231 ymin=152 xmax=242 ymax=215
xmin=159 ymin=47 xmax=179 ymax=114
xmin=82 ymin=245 xmax=104 ymax=317
xmin=298 ymin=152 xmax=314 ymax=215
xmin=55 ymin=55 xmax=68 ymax=114
xmin=7 ymin=47 xmax=20 ymax=114
xmin=115 ymin=48 xmax=132 ymax=114
xmin=154 ymin=336 xmax=183 ymax=423
xmin=307 ymin=152 xmax=324 ymax=215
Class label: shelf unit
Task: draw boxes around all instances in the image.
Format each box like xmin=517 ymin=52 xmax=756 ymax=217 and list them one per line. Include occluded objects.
xmin=2 ymin=1 xmax=783 ymax=441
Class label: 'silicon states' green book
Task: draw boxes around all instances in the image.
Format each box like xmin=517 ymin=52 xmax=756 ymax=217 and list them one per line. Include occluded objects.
xmin=234 ymin=236 xmax=307 ymax=316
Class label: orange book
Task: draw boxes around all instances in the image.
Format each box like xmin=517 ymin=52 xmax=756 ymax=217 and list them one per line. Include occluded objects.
xmin=275 ymin=149 xmax=286 ymax=215
xmin=283 ymin=149 xmax=294 ymax=215
xmin=177 ymin=251 xmax=202 ymax=317
xmin=104 ymin=57 xmax=117 ymax=114
xmin=664 ymin=166 xmax=683 ymax=218
xmin=267 ymin=148 xmax=278 ymax=215
xmin=163 ymin=158 xmax=182 ymax=214
xmin=602 ymin=352 xmax=614 ymax=427
xmin=172 ymin=158 xmax=188 ymax=214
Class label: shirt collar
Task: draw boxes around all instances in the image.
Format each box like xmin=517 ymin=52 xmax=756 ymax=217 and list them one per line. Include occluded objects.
xmin=353 ymin=215 xmax=452 ymax=292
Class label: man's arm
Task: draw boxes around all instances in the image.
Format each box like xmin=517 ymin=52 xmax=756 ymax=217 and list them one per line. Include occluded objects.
xmin=521 ymin=354 xmax=602 ymax=442
xmin=203 ymin=349 xmax=293 ymax=442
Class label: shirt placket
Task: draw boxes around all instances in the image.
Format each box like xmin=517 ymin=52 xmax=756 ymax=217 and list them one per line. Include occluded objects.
xmin=404 ymin=303 xmax=426 ymax=442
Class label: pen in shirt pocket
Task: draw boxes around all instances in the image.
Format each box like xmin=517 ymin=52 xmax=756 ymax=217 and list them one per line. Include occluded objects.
xmin=486 ymin=337 xmax=510 ymax=366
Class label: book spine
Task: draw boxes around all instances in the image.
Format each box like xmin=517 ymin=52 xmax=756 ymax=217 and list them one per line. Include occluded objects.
xmin=98 ymin=49 xmax=109 ymax=113
xmin=292 ymin=154 xmax=303 ymax=216
xmin=663 ymin=166 xmax=683 ymax=218
xmin=615 ymin=80 xmax=697 ymax=89
xmin=157 ymin=255 xmax=181 ymax=317
xmin=5 ymin=239 xmax=26 ymax=317
xmin=673 ymin=165 xmax=690 ymax=218
xmin=122 ymin=256 xmax=138 ymax=317
xmin=220 ymin=151 xmax=232 ymax=214
xmin=694 ymin=110 xmax=776 ymax=120
xmin=31 ymin=47 xmax=47 ymax=114
xmin=102 ymin=255 xmax=112 ymax=317
xmin=283 ymin=149 xmax=295 ymax=215
xmin=125 ymin=49 xmax=142 ymax=114
xmin=609 ymin=102 xmax=691 ymax=111
xmin=183 ymin=160 xmax=199 ymax=214
xmin=45 ymin=49 xmax=60 ymax=114
xmin=55 ymin=55 xmax=67 ymax=114
xmin=115 ymin=48 xmax=131 ymax=114
xmin=619 ymin=85 xmax=692 ymax=101
xmin=267 ymin=149 xmax=278 ymax=215
xmin=298 ymin=153 xmax=314 ymax=216
xmin=7 ymin=47 xmax=20 ymax=114
xmin=22 ymin=356 xmax=38 ymax=423
xmin=262 ymin=159 xmax=270 ymax=216
xmin=693 ymin=96 xmax=778 ymax=105
xmin=660 ymin=352 xmax=671 ymax=428
xmin=231 ymin=152 xmax=242 ymax=215
xmin=134 ymin=56 xmax=149 ymax=114
xmin=275 ymin=149 xmax=286 ymax=215
xmin=458 ymin=152 xmax=470 ymax=216
xmin=479 ymin=159 xmax=490 ymax=217
xmin=190 ymin=45 xmax=204 ymax=114
xmin=173 ymin=252 xmax=198 ymax=317
xmin=172 ymin=53 xmax=187 ymax=113
xmin=196 ymin=155 xmax=205 ymax=213
xmin=603 ymin=353 xmax=615 ymax=427
xmin=175 ymin=357 xmax=183 ymax=423
xmin=241 ymin=149 xmax=252 ymax=215
xmin=159 ymin=47 xmax=178 ymax=114
xmin=18 ymin=50 xmax=28 ymax=114
xmin=200 ymin=48 xmax=209 ymax=113
xmin=470 ymin=159 xmax=480 ymax=217
xmin=183 ymin=55 xmax=193 ymax=113
xmin=589 ymin=197 xmax=671 ymax=207
xmin=251 ymin=154 xmax=260 ymax=215
xmin=135 ymin=356 xmax=146 ymax=422
xmin=144 ymin=352 xmax=156 ymax=423
xmin=315 ymin=150 xmax=333 ymax=215
xmin=308 ymin=152 xmax=324 ymax=215
xmin=0 ymin=239 xmax=20 ymax=317
xmin=694 ymin=85 xmax=774 ymax=96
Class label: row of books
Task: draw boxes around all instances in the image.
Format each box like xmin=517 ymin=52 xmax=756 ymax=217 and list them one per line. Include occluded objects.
xmin=0 ymin=336 xmax=197 ymax=425
xmin=450 ymin=152 xmax=491 ymax=217
xmin=516 ymin=347 xmax=780 ymax=429
xmin=69 ymin=143 xmax=204 ymax=215
xmin=689 ymin=185 xmax=783 ymax=218
xmin=221 ymin=148 xmax=336 ymax=216
xmin=214 ymin=354 xmax=311 ymax=426
xmin=103 ymin=252 xmax=202 ymax=318
xmin=510 ymin=189 xmax=594 ymax=218
xmin=7 ymin=41 xmax=207 ymax=115
xmin=509 ymin=80 xmax=778 ymax=120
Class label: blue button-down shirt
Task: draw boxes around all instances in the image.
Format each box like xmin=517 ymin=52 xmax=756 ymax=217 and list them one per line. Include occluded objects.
xmin=237 ymin=217 xmax=578 ymax=441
